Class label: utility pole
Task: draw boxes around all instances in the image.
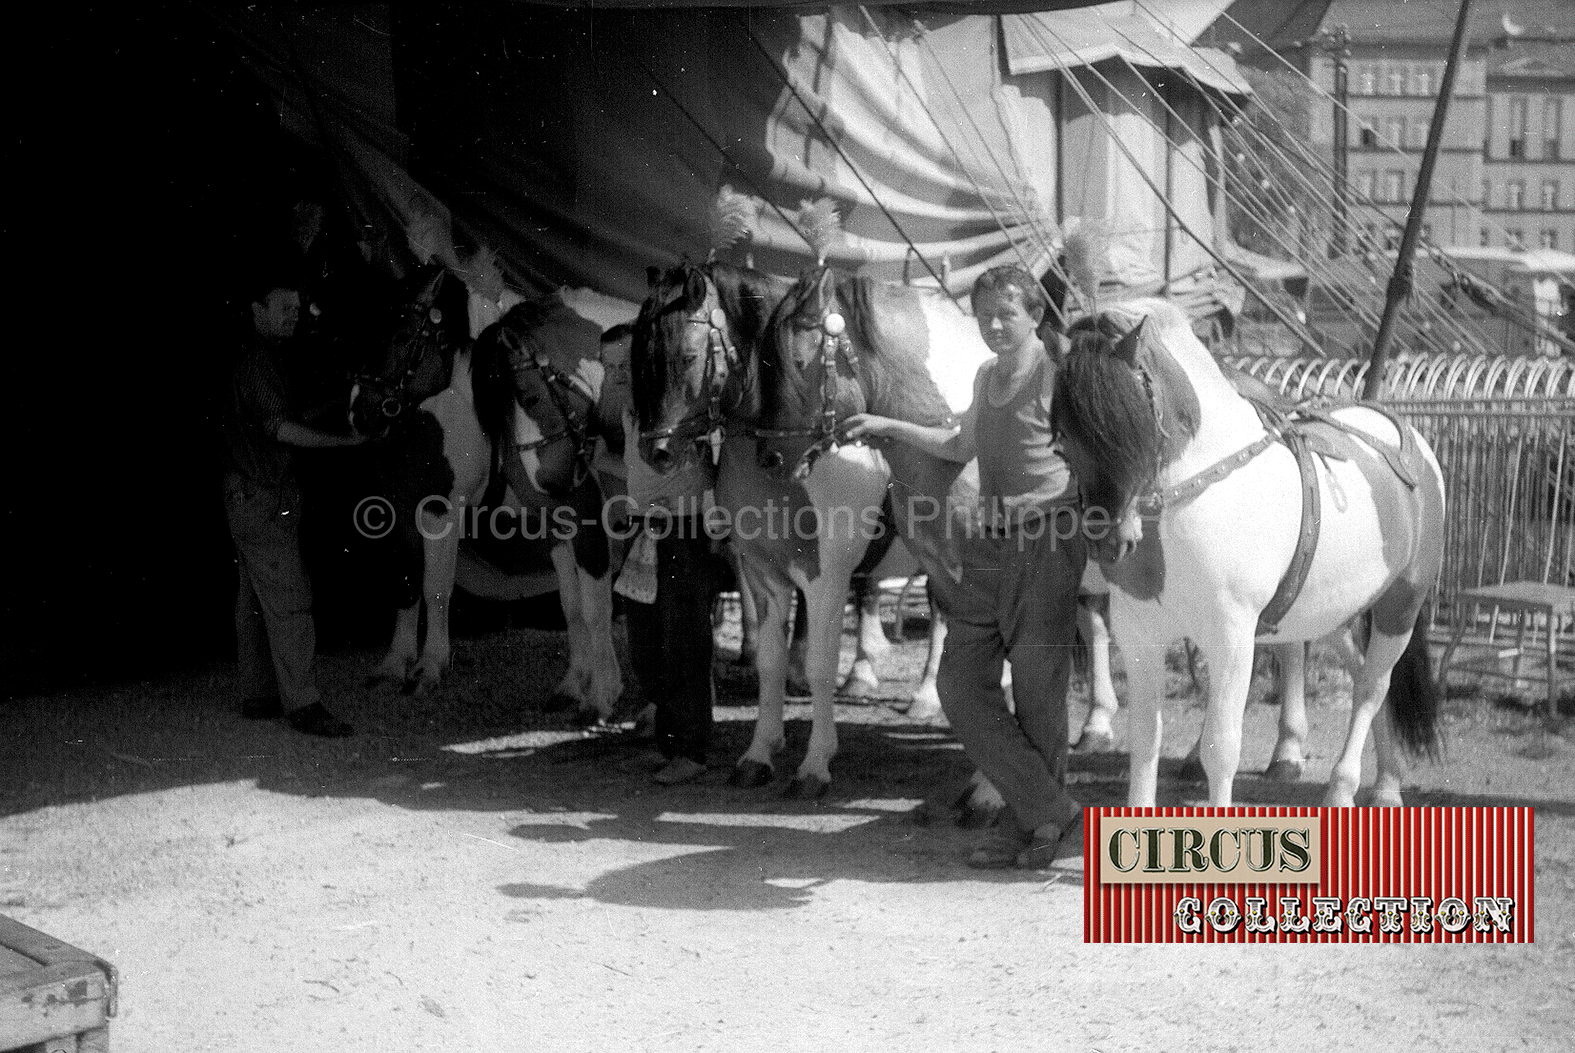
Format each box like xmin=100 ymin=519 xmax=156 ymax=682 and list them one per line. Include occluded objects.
xmin=1323 ymin=24 xmax=1351 ymax=257
xmin=1364 ymin=0 xmax=1473 ymax=399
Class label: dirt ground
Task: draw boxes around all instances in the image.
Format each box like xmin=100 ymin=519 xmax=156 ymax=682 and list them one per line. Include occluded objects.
xmin=3 ymin=600 xmax=1573 ymax=1053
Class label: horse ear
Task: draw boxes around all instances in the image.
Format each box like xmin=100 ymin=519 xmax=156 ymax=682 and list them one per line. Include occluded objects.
xmin=646 ymin=266 xmax=661 ymax=288
xmin=1113 ymin=317 xmax=1147 ymax=364
xmin=685 ymin=268 xmax=707 ymax=307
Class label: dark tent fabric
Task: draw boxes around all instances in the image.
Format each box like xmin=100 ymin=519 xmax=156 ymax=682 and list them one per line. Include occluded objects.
xmin=213 ymin=1 xmax=1263 ymax=309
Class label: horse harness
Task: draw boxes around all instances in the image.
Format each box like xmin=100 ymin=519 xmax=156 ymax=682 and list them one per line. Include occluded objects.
xmin=353 ymin=300 xmax=451 ymax=422
xmin=506 ymin=335 xmax=601 ymax=492
xmin=746 ymin=309 xmax=862 ymax=481
xmin=636 ymin=305 xmax=733 ymax=464
xmin=1131 ymin=370 xmax=1421 ymax=636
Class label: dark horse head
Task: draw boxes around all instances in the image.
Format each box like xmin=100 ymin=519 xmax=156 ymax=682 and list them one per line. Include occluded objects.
xmin=1050 ymin=307 xmax=1201 ymax=563
xmin=631 ymin=259 xmax=785 ymax=473
xmin=349 ymin=265 xmax=469 ymax=437
xmin=472 ymin=293 xmax=608 ymax=500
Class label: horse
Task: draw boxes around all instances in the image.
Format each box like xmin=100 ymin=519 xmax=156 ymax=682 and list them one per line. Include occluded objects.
xmin=1050 ymin=299 xmax=1446 ymax=807
xmin=634 ymin=263 xmax=947 ymax=706
xmin=349 ymin=270 xmax=624 ymax=721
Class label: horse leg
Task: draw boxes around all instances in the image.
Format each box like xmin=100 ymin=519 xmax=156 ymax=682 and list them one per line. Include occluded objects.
xmin=1122 ymin=631 xmax=1167 ymax=807
xmin=733 ymin=559 xmax=791 ymax=787
xmin=1195 ymin=628 xmax=1257 ymax=807
xmin=727 ymin=543 xmax=759 ymax=667
xmin=564 ymin=546 xmax=623 ymax=724
xmin=1074 ymin=598 xmax=1120 ymax=752
xmin=905 ymin=594 xmax=945 ymax=721
xmin=786 ymin=589 xmax=811 ymax=697
xmin=840 ymin=573 xmax=885 ymax=697
xmin=370 ymin=602 xmax=420 ymax=686
xmin=546 ymin=540 xmax=593 ymax=714
xmin=1267 ymin=641 xmax=1310 ymax=782
xmin=408 ymin=506 xmax=461 ymax=696
xmin=1325 ymin=629 xmax=1406 ymax=806
xmin=787 ymin=574 xmax=849 ymax=798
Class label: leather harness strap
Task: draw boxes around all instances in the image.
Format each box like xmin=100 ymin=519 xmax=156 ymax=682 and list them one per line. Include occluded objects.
xmin=1137 ymin=395 xmax=1419 ymax=637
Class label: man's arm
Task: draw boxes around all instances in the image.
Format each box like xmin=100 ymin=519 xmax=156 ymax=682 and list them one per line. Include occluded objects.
xmin=838 ymin=364 xmax=984 ymax=463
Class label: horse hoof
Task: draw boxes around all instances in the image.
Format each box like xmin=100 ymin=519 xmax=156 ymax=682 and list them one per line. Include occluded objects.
xmin=730 ymin=760 xmax=775 ymax=788
xmin=1265 ymin=758 xmax=1304 ymax=783
xmin=545 ymin=691 xmax=579 ymax=713
xmin=784 ymin=774 xmax=831 ymax=800
xmin=573 ymin=703 xmax=609 ymax=728
xmin=1074 ymin=730 xmax=1116 ymax=754
xmin=632 ymin=704 xmax=657 ymax=740
xmin=954 ymin=780 xmax=1006 ymax=829
xmin=1178 ymin=755 xmax=1206 ymax=783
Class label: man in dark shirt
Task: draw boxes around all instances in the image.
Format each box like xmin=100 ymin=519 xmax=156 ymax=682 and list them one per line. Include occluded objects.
xmin=223 ymin=281 xmax=365 ymax=737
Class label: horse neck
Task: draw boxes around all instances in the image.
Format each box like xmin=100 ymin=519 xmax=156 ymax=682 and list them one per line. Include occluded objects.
xmin=1149 ymin=332 xmax=1269 ymax=489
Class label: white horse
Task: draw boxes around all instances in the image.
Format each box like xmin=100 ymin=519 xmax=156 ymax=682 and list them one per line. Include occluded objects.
xmin=1052 ymin=300 xmax=1445 ymax=806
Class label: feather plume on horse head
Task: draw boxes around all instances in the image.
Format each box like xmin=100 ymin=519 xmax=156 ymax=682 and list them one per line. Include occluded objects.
xmin=707 ymin=185 xmax=760 ymax=259
xmin=792 ymin=197 xmax=844 ymax=266
xmin=1061 ymin=223 xmax=1103 ymax=312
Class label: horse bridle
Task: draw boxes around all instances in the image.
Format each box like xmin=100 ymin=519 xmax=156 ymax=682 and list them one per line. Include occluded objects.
xmin=508 ymin=338 xmax=601 ymax=492
xmin=637 ymin=297 xmax=735 ymax=463
xmin=751 ymin=304 xmax=859 ymax=480
xmin=353 ymin=302 xmax=449 ymax=423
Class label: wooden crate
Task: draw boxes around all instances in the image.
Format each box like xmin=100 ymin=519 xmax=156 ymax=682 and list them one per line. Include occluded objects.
xmin=0 ymin=916 xmax=115 ymax=1053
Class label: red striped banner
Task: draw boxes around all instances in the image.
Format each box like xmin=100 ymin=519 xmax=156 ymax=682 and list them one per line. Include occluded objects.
xmin=1083 ymin=808 xmax=1534 ymax=943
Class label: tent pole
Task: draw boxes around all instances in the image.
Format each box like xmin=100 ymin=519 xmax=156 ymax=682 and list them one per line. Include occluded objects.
xmin=1362 ymin=0 xmax=1473 ymax=399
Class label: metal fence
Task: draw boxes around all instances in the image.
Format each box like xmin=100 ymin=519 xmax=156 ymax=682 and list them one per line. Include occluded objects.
xmin=1224 ymin=353 xmax=1575 ymax=626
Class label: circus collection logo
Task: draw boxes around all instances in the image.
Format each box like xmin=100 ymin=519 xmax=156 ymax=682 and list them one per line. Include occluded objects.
xmin=1084 ymin=808 xmax=1532 ymax=944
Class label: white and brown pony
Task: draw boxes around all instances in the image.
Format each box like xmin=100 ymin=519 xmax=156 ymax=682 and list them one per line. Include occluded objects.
xmin=350 ymin=273 xmax=624 ymax=721
xmin=1051 ymin=299 xmax=1445 ymax=806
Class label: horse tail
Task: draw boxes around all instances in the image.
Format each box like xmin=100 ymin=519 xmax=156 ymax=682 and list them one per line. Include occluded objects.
xmin=1386 ymin=608 xmax=1443 ymax=762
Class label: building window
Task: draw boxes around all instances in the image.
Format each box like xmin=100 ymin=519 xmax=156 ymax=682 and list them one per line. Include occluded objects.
xmin=1356 ymin=170 xmax=1376 ymax=201
xmin=1382 ymin=170 xmax=1405 ymax=203
xmin=1507 ymin=181 xmax=1525 ymax=210
xmin=1384 ymin=225 xmax=1399 ymax=250
xmin=1386 ymin=68 xmax=1405 ymax=95
xmin=1509 ymin=97 xmax=1528 ymax=159
xmin=1506 ymin=229 xmax=1525 ymax=250
xmin=1544 ymin=98 xmax=1562 ymax=159
xmin=1413 ymin=65 xmax=1433 ymax=96
xmin=1541 ymin=229 xmax=1558 ymax=250
xmin=1543 ymin=181 xmax=1560 ymax=211
xmin=1410 ymin=116 xmax=1430 ymax=149
xmin=1421 ymin=221 xmax=1433 ymax=242
xmin=1480 ymin=227 xmax=1492 ymax=247
xmin=1482 ymin=179 xmax=1492 ymax=208
xmin=1360 ymin=124 xmax=1378 ymax=148
xmin=1385 ymin=116 xmax=1406 ymax=146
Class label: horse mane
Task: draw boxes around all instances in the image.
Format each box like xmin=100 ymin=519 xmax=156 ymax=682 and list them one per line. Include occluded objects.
xmin=763 ymin=268 xmax=955 ymax=428
xmin=470 ymin=295 xmax=563 ymax=446
xmin=1052 ymin=311 xmax=1167 ymax=511
xmin=631 ymin=258 xmax=780 ymax=430
xmin=763 ymin=268 xmax=882 ymax=424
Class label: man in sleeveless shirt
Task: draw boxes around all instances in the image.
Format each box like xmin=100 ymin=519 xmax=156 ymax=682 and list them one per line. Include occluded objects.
xmin=840 ymin=266 xmax=1087 ymax=871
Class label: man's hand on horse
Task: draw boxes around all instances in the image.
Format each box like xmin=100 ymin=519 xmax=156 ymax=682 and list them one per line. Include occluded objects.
xmin=839 ymin=413 xmax=894 ymax=443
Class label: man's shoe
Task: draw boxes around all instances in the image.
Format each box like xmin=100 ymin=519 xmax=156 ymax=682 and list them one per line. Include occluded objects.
xmin=285 ymin=703 xmax=354 ymax=738
xmin=967 ymin=826 xmax=1029 ymax=869
xmin=241 ymin=696 xmax=283 ymax=720
xmin=653 ymin=757 xmax=706 ymax=786
xmin=1020 ymin=814 xmax=1086 ymax=872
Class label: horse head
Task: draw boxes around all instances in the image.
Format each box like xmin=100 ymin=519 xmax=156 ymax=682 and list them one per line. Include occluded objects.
xmin=758 ymin=266 xmax=872 ymax=479
xmin=349 ymin=266 xmax=466 ymax=438
xmin=474 ymin=294 xmax=606 ymax=500
xmin=633 ymin=260 xmax=780 ymax=473
xmin=1052 ymin=306 xmax=1200 ymax=564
